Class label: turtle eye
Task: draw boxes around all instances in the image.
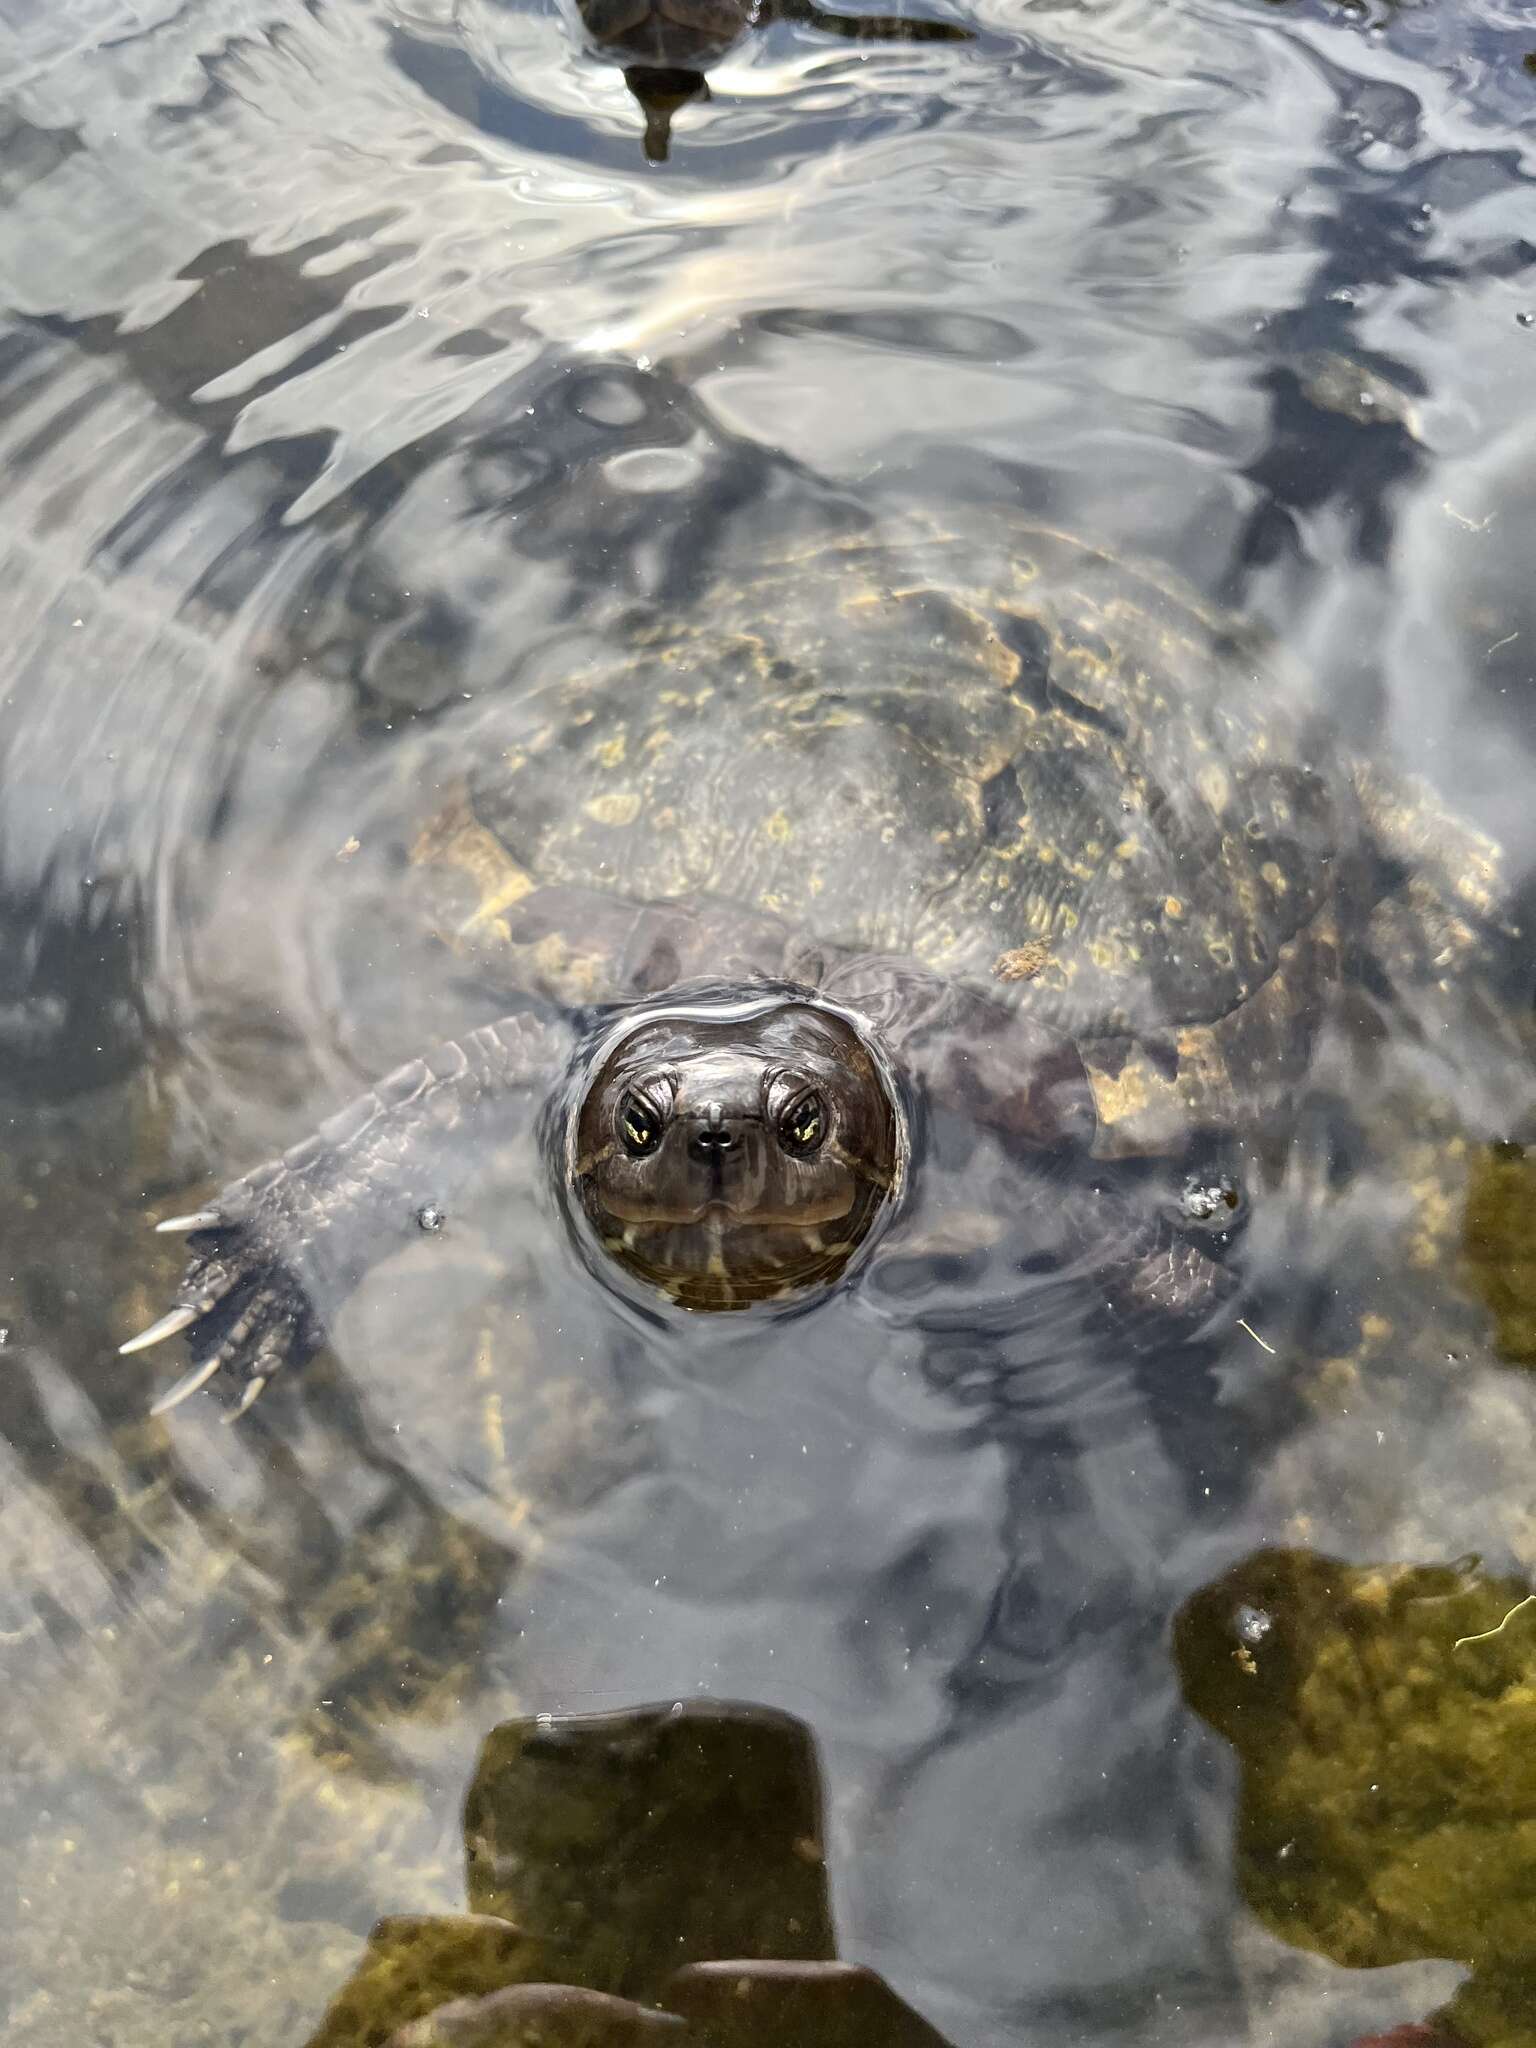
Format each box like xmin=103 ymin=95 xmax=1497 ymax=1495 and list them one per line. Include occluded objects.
xmin=619 ymin=1091 xmax=664 ymax=1158
xmin=778 ymin=1089 xmax=826 ymax=1158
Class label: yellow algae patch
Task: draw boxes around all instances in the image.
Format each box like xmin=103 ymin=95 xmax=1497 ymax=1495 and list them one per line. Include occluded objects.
xmin=1197 ymin=764 xmax=1231 ymax=813
xmin=596 ymin=733 xmax=627 ymax=768
xmin=763 ymin=810 xmax=792 ymax=843
xmin=530 ymin=933 xmax=605 ymax=999
xmin=1173 ymin=1026 xmax=1236 ymax=1112
xmin=1082 ymin=1035 xmax=1228 ymax=1156
xmin=411 ymin=795 xmax=536 ymax=939
xmin=1082 ymin=1051 xmax=1152 ymax=1134
xmin=1164 ymin=896 xmax=1185 ymax=920
xmin=1464 ymin=1144 xmax=1536 ymax=1368
xmin=1175 ymin=1543 xmax=1536 ymax=2031
xmin=584 ymin=791 xmax=642 ymax=828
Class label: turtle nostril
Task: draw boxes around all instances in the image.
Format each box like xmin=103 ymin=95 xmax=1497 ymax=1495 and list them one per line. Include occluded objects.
xmin=688 ymin=1124 xmax=738 ymax=1161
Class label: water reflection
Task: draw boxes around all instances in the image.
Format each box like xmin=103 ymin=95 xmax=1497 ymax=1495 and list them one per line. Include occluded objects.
xmin=118 ymin=502 xmax=1454 ymax=1413
xmin=3 ymin=0 xmax=1536 ymax=2040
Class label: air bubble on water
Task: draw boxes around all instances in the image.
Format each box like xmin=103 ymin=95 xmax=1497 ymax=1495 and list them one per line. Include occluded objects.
xmin=1517 ymin=311 xmax=1535 ymax=329
xmin=1235 ymin=1603 xmax=1273 ymax=1645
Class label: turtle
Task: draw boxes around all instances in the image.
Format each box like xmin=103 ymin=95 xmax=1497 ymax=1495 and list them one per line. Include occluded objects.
xmin=571 ymin=0 xmax=973 ymax=161
xmin=120 ymin=517 xmax=1510 ymax=1418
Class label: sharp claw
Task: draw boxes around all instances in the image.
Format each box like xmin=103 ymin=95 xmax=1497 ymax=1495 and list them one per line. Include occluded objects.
xmin=119 ymin=1305 xmax=198 ymax=1355
xmin=149 ymin=1354 xmax=223 ymax=1416
xmin=222 ymin=1375 xmax=269 ymax=1423
xmin=155 ymin=1210 xmax=222 ymax=1234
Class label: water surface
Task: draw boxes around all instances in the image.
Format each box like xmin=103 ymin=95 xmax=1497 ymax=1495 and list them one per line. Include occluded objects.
xmin=2 ymin=0 xmax=1535 ymax=2042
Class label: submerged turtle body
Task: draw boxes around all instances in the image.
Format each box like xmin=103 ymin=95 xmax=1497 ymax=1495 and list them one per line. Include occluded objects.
xmin=126 ymin=517 xmax=1506 ymax=1406
xmin=421 ymin=525 xmax=1349 ymax=1160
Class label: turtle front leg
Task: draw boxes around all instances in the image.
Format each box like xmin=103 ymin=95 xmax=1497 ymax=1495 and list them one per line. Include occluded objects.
xmin=123 ymin=1012 xmax=570 ymax=1416
xmin=1114 ymin=1220 xmax=1239 ymax=1325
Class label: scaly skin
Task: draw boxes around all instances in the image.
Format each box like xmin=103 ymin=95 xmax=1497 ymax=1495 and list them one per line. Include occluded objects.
xmin=125 ymin=974 xmax=1243 ymax=1412
xmin=129 ymin=1011 xmax=571 ymax=1412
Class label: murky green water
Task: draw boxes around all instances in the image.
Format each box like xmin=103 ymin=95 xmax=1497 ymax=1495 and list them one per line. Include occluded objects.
xmin=3 ymin=0 xmax=1536 ymax=2043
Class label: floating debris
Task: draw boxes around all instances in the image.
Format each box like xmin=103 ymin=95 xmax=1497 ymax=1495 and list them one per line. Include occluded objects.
xmin=992 ymin=940 xmax=1052 ymax=982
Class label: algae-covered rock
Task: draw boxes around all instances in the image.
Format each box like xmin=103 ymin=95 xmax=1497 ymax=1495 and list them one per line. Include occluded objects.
xmin=664 ymin=1960 xmax=956 ymax=2047
xmin=1464 ymin=1143 xmax=1536 ymax=1371
xmin=462 ymin=1702 xmax=835 ymax=1998
xmin=387 ymin=1982 xmax=685 ymax=2047
xmin=1176 ymin=1547 xmax=1536 ymax=2048
xmin=305 ymin=1700 xmax=834 ymax=2047
xmin=301 ymin=1700 xmax=961 ymax=2047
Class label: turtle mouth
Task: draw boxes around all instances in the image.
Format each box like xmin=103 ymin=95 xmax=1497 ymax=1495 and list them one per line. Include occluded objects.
xmin=599 ymin=1188 xmax=858 ymax=1227
xmin=599 ymin=1214 xmax=872 ymax=1311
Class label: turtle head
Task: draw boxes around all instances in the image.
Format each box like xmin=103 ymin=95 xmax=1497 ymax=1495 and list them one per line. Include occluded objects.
xmin=568 ymin=993 xmax=904 ymax=1311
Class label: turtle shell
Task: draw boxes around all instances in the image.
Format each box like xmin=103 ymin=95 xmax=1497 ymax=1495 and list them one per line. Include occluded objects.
xmin=415 ymin=522 xmax=1348 ymax=1153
